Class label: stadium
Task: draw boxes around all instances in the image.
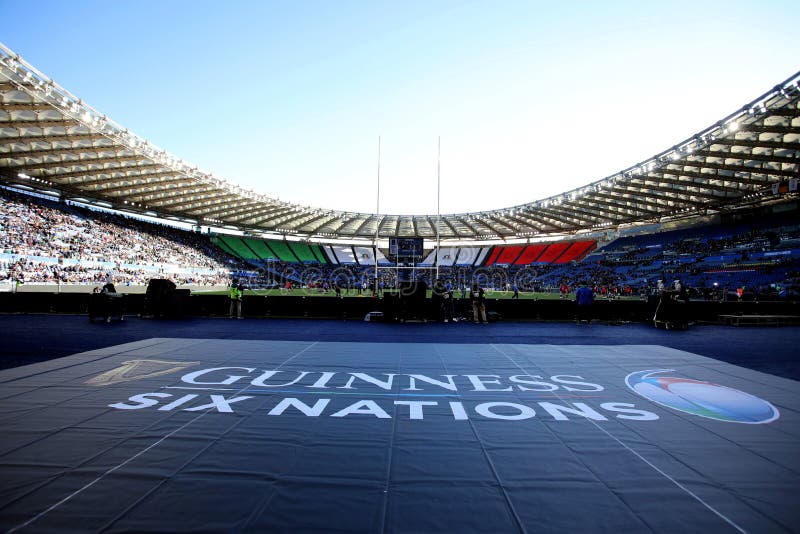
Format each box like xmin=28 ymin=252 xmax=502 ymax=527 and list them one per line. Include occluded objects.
xmin=1 ymin=8 xmax=800 ymax=533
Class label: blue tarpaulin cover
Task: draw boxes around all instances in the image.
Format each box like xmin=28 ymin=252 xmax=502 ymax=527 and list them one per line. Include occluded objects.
xmin=1 ymin=339 xmax=797 ymax=532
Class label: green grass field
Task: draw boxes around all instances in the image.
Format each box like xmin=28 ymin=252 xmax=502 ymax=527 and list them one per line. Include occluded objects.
xmin=196 ymin=288 xmax=642 ymax=301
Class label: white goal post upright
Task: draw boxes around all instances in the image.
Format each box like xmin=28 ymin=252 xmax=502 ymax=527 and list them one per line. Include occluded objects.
xmin=374 ymin=136 xmax=380 ymax=293
xmin=373 ymin=136 xmax=441 ymax=289
xmin=436 ymin=136 xmax=441 ymax=282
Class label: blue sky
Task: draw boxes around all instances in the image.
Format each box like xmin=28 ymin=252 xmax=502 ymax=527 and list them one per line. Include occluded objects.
xmin=2 ymin=0 xmax=798 ymax=215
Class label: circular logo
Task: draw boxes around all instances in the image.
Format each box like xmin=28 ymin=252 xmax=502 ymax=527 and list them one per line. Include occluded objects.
xmin=625 ymin=369 xmax=780 ymax=424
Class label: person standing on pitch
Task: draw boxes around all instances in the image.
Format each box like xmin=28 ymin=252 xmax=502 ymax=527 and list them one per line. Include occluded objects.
xmin=445 ymin=279 xmax=455 ymax=322
xmin=432 ymin=279 xmax=447 ymax=322
xmin=471 ymin=283 xmax=487 ymax=324
xmin=228 ymin=278 xmax=244 ymax=319
xmin=575 ymin=281 xmax=594 ymax=324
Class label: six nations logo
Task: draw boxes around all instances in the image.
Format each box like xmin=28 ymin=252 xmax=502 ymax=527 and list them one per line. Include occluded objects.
xmin=626 ymin=369 xmax=780 ymax=424
xmin=96 ymin=362 xmax=781 ymax=424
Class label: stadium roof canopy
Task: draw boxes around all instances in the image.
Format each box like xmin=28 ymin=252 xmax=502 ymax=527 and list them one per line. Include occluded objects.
xmin=1 ymin=42 xmax=798 ymax=241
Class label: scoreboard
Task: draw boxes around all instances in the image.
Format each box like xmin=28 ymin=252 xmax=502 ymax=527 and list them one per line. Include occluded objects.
xmin=388 ymin=238 xmax=424 ymax=257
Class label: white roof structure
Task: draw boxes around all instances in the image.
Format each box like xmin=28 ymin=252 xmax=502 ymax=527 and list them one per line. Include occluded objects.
xmin=1 ymin=42 xmax=798 ymax=240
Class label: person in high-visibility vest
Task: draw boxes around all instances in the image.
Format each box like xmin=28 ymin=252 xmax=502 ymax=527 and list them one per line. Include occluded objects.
xmin=229 ymin=279 xmax=244 ymax=319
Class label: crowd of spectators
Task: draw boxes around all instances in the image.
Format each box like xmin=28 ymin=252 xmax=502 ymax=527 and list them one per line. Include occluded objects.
xmin=1 ymin=188 xmax=240 ymax=286
xmin=2 ymin=185 xmax=798 ymax=300
xmin=586 ymin=222 xmax=800 ymax=299
xmin=1 ymin=258 xmax=232 ymax=287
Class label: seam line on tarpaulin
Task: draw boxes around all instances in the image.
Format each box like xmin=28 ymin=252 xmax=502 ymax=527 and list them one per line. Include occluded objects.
xmin=476 ymin=344 xmax=655 ymax=532
xmin=0 ymin=338 xmax=268 ymax=504
xmin=434 ymin=344 xmax=528 ymax=534
xmin=98 ymin=393 xmax=278 ymax=531
xmin=571 ymin=345 xmax=800 ymax=460
xmin=377 ymin=344 xmax=403 ymax=534
xmin=0 ymin=345 xmax=244 ymax=513
xmin=7 ymin=341 xmax=319 ymax=533
xmin=491 ymin=343 xmax=749 ymax=534
xmin=542 ymin=342 xmax=800 ymax=524
xmin=569 ymin=344 xmax=796 ymax=530
xmin=230 ymin=342 xmax=324 ymax=530
xmin=98 ymin=416 xmax=248 ymax=531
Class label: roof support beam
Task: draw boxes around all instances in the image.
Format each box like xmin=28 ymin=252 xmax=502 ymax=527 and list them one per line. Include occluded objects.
xmin=586 ymin=192 xmax=662 ymax=216
xmin=3 ymin=119 xmax=80 ymax=128
xmin=129 ymin=184 xmax=219 ymax=204
xmin=100 ymin=176 xmax=189 ymax=196
xmin=0 ymin=133 xmax=108 ymax=144
xmin=293 ymin=213 xmax=333 ymax=233
xmin=694 ymin=149 xmax=799 ymax=166
xmin=656 ymin=169 xmax=759 ymax=194
xmin=677 ymin=160 xmax=796 ymax=179
xmin=36 ymin=164 xmax=162 ymax=182
xmin=173 ymin=194 xmax=247 ymax=213
xmin=6 ymin=154 xmax=155 ymax=173
xmin=0 ymin=145 xmax=131 ymax=161
xmin=227 ymin=204 xmax=293 ymax=224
